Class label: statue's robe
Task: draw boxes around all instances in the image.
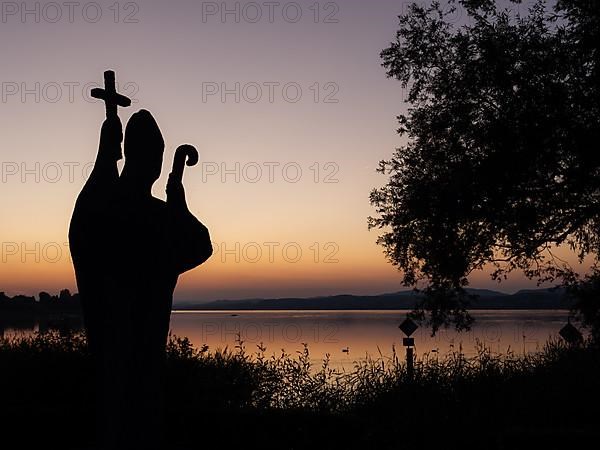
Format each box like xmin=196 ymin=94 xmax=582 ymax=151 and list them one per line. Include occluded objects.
xmin=69 ymin=150 xmax=212 ymax=449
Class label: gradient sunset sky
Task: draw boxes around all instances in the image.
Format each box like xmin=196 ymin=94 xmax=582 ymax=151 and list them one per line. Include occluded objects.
xmin=0 ymin=0 xmax=572 ymax=303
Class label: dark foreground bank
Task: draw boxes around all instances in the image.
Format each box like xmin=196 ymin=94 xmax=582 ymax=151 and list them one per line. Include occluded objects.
xmin=1 ymin=332 xmax=598 ymax=450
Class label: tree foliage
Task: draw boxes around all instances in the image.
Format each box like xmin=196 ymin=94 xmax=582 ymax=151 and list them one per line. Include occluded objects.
xmin=370 ymin=0 xmax=600 ymax=332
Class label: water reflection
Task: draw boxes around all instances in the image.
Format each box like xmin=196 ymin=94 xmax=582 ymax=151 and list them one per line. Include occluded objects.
xmin=0 ymin=314 xmax=83 ymax=338
xmin=169 ymin=310 xmax=569 ymax=369
xmin=2 ymin=310 xmax=569 ymax=369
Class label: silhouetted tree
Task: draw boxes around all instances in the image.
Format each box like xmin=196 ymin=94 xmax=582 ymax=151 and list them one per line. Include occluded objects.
xmin=370 ymin=0 xmax=600 ymax=332
xmin=12 ymin=295 xmax=36 ymax=308
xmin=59 ymin=289 xmax=72 ymax=303
xmin=39 ymin=291 xmax=53 ymax=306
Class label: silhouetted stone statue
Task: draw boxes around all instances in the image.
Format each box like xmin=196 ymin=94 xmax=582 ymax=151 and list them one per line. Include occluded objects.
xmin=69 ymin=106 xmax=212 ymax=449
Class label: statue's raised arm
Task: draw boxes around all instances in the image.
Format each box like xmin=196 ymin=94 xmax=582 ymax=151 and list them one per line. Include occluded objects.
xmin=83 ymin=70 xmax=131 ymax=195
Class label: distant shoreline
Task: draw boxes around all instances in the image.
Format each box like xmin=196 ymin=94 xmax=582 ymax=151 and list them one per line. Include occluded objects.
xmin=176 ymin=287 xmax=572 ymax=311
xmin=2 ymin=287 xmax=573 ymax=318
xmin=173 ymin=306 xmax=571 ymax=312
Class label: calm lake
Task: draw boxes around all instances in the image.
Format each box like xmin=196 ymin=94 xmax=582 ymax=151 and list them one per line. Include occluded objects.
xmin=170 ymin=310 xmax=569 ymax=369
xmin=2 ymin=310 xmax=570 ymax=369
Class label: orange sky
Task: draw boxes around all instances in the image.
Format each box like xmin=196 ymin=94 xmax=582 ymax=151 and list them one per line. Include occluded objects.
xmin=0 ymin=0 xmax=581 ymax=303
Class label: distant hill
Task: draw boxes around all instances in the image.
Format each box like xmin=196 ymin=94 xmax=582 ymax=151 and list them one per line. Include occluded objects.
xmin=1 ymin=287 xmax=572 ymax=315
xmin=178 ymin=287 xmax=572 ymax=311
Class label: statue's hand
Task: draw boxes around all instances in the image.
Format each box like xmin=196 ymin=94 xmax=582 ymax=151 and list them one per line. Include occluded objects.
xmin=99 ymin=116 xmax=123 ymax=161
xmin=166 ymin=173 xmax=188 ymax=210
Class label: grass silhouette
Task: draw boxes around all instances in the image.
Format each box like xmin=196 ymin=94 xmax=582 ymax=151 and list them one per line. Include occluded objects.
xmin=1 ymin=332 xmax=599 ymax=449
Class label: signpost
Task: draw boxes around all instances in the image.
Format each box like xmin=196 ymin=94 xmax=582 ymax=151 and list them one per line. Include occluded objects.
xmin=399 ymin=317 xmax=418 ymax=379
xmin=559 ymin=320 xmax=583 ymax=346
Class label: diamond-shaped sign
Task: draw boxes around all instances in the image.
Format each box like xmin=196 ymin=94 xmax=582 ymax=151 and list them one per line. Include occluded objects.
xmin=399 ymin=317 xmax=418 ymax=337
xmin=559 ymin=322 xmax=583 ymax=345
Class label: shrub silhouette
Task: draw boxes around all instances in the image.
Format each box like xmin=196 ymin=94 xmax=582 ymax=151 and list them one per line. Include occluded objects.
xmin=1 ymin=332 xmax=599 ymax=449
